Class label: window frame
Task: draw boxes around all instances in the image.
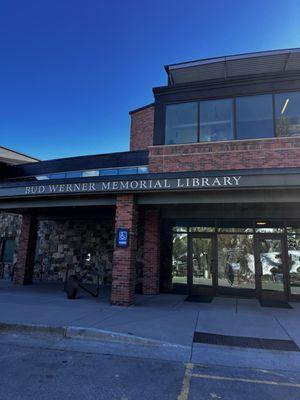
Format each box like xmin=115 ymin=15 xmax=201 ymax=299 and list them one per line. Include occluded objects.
xmin=0 ymin=238 xmax=16 ymax=264
xmin=274 ymin=91 xmax=300 ymax=137
xmin=199 ymin=97 xmax=235 ymax=143
xmin=163 ymin=89 xmax=300 ymax=145
xmin=235 ymin=93 xmax=275 ymax=141
xmin=165 ymin=101 xmax=199 ymax=145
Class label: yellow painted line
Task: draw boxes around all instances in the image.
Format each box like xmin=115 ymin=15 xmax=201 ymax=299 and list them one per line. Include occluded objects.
xmin=177 ymin=363 xmax=194 ymax=400
xmin=191 ymin=373 xmax=300 ymax=388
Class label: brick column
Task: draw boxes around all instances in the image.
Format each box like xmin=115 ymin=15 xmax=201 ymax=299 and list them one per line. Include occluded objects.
xmin=143 ymin=209 xmax=160 ymax=295
xmin=14 ymin=214 xmax=38 ymax=285
xmin=111 ymin=194 xmax=138 ymax=306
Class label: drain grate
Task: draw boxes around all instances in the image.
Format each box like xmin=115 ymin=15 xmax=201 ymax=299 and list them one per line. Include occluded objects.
xmin=193 ymin=332 xmax=299 ymax=351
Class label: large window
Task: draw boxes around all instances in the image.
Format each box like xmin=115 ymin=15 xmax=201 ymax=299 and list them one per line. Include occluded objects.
xmin=164 ymin=90 xmax=300 ymax=144
xmin=200 ymin=99 xmax=233 ymax=142
xmin=1 ymin=239 xmax=15 ymax=263
xmin=165 ymin=102 xmax=198 ymax=145
xmin=236 ymin=94 xmax=274 ymax=139
xmin=275 ymin=92 xmax=300 ymax=137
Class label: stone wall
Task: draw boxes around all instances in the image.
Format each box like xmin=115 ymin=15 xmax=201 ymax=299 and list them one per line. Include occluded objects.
xmin=0 ymin=212 xmax=21 ymax=279
xmin=35 ymin=219 xmax=115 ymax=284
xmin=0 ymin=211 xmax=146 ymax=289
xmin=0 ymin=212 xmax=21 ymax=240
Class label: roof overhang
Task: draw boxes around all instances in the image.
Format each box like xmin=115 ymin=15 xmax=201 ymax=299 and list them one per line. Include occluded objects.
xmin=0 ymin=146 xmax=38 ymax=165
xmin=165 ymin=48 xmax=300 ymax=85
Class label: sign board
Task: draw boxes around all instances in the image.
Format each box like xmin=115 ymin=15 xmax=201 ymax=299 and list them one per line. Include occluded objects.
xmin=0 ymin=172 xmax=299 ymax=199
xmin=117 ymin=228 xmax=129 ymax=248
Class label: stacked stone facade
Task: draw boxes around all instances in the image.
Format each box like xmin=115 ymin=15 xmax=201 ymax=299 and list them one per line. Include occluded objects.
xmin=0 ymin=211 xmax=146 ymax=290
xmin=0 ymin=212 xmax=21 ymax=279
xmin=0 ymin=212 xmax=21 ymax=240
xmin=35 ymin=219 xmax=115 ymax=284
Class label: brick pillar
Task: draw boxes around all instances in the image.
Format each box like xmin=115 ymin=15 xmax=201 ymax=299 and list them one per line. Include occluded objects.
xmin=111 ymin=194 xmax=138 ymax=306
xmin=14 ymin=214 xmax=38 ymax=285
xmin=143 ymin=209 xmax=160 ymax=295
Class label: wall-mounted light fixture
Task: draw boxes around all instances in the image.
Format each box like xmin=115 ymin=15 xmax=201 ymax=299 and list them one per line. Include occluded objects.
xmin=281 ymin=98 xmax=290 ymax=114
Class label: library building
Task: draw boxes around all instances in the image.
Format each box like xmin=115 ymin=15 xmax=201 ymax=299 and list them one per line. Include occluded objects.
xmin=1 ymin=48 xmax=300 ymax=306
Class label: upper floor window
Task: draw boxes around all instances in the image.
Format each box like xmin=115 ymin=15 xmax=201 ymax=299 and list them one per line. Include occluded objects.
xmin=200 ymin=99 xmax=233 ymax=142
xmin=275 ymin=92 xmax=300 ymax=137
xmin=164 ymin=90 xmax=300 ymax=144
xmin=165 ymin=102 xmax=198 ymax=145
xmin=236 ymin=94 xmax=274 ymax=139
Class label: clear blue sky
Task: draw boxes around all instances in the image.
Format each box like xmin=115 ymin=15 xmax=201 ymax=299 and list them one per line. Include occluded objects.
xmin=1 ymin=0 xmax=300 ymax=160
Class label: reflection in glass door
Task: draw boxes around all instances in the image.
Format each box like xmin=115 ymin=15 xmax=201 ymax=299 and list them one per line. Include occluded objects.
xmin=217 ymin=234 xmax=255 ymax=292
xmin=171 ymin=232 xmax=188 ymax=292
xmin=255 ymin=235 xmax=287 ymax=298
xmin=287 ymin=234 xmax=300 ymax=296
xmin=189 ymin=235 xmax=215 ymax=294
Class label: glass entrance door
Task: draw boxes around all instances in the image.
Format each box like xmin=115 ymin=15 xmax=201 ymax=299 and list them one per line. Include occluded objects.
xmin=188 ymin=234 xmax=216 ymax=294
xmin=255 ymin=235 xmax=288 ymax=299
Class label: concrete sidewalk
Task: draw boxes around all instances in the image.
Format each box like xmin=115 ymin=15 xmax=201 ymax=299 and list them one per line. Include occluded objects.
xmin=1 ymin=281 xmax=300 ymax=370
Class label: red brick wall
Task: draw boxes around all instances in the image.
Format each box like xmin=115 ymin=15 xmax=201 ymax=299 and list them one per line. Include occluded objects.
xmin=149 ymin=137 xmax=300 ymax=173
xmin=143 ymin=209 xmax=160 ymax=295
xmin=130 ymin=106 xmax=154 ymax=151
xmin=111 ymin=194 xmax=138 ymax=306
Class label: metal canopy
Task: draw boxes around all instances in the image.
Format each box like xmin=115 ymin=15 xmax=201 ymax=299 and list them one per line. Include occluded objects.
xmin=166 ymin=48 xmax=300 ymax=85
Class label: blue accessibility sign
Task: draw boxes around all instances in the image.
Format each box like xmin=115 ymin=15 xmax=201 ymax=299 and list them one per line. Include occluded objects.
xmin=117 ymin=228 xmax=129 ymax=248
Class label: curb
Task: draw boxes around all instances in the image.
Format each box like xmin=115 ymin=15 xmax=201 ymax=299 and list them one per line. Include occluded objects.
xmin=0 ymin=322 xmax=65 ymax=337
xmin=0 ymin=322 xmax=185 ymax=349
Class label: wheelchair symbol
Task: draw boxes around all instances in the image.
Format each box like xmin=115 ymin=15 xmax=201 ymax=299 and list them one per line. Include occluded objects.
xmin=119 ymin=231 xmax=127 ymax=241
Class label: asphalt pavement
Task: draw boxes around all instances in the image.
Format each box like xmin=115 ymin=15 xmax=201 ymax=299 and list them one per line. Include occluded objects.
xmin=0 ymin=333 xmax=300 ymax=400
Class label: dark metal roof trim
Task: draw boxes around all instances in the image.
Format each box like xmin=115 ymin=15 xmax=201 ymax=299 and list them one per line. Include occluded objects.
xmin=1 ymin=166 xmax=300 ymax=188
xmin=165 ymin=48 xmax=300 ymax=85
xmin=0 ymin=150 xmax=149 ymax=179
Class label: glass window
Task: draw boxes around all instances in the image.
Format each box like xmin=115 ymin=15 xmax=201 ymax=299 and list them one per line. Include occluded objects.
xmin=236 ymin=94 xmax=274 ymax=139
xmin=217 ymin=220 xmax=254 ymax=231
xmin=189 ymin=227 xmax=215 ymax=232
xmin=137 ymin=166 xmax=149 ymax=174
xmin=165 ymin=102 xmax=198 ymax=145
xmin=118 ymin=168 xmax=138 ymax=175
xmin=275 ymin=92 xmax=300 ymax=137
xmin=191 ymin=236 xmax=213 ymax=287
xmin=66 ymin=171 xmax=82 ymax=178
xmin=255 ymin=221 xmax=285 ymax=233
xmin=82 ymin=170 xmax=99 ymax=177
xmin=287 ymin=235 xmax=300 ymax=295
xmin=200 ymin=99 xmax=233 ymax=142
xmin=36 ymin=175 xmax=49 ymax=180
xmin=172 ymin=233 xmax=188 ymax=288
xmin=217 ymin=234 xmax=255 ymax=289
xmin=99 ymin=169 xmax=118 ymax=176
xmin=48 ymin=173 xmax=66 ymax=179
xmin=2 ymin=239 xmax=15 ymax=263
xmin=286 ymin=224 xmax=300 ymax=234
xmin=172 ymin=226 xmax=188 ymax=233
xmin=217 ymin=227 xmax=254 ymax=233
